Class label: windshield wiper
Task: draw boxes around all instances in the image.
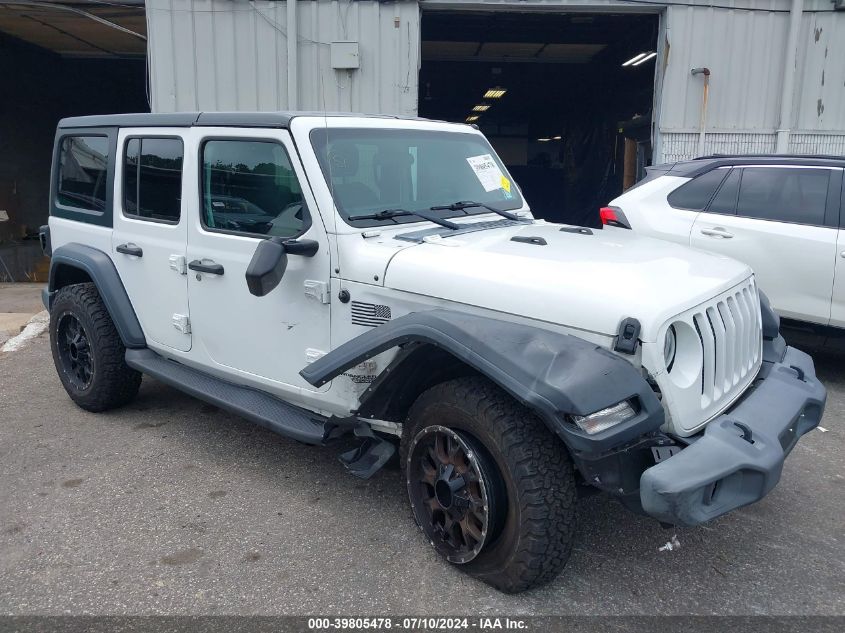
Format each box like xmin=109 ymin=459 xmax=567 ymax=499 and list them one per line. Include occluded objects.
xmin=348 ymin=208 xmax=461 ymax=230
xmin=429 ymin=200 xmax=526 ymax=222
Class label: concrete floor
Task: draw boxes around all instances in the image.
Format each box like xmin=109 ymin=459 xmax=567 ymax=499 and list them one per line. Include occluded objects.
xmin=0 ymin=283 xmax=43 ymax=346
xmin=0 ymin=324 xmax=842 ymax=616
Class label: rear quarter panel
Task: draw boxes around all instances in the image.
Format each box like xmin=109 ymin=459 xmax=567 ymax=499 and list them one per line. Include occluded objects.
xmin=609 ymin=176 xmax=698 ymax=246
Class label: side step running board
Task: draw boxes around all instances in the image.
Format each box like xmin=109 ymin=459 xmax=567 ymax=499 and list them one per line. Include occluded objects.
xmin=125 ymin=349 xmax=330 ymax=445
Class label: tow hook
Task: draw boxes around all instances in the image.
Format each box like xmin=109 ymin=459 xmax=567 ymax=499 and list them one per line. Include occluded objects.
xmin=733 ymin=421 xmax=755 ymax=444
xmin=790 ymin=365 xmax=806 ymax=382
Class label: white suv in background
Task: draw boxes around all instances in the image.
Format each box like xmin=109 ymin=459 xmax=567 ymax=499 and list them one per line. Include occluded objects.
xmin=604 ymin=156 xmax=845 ymax=329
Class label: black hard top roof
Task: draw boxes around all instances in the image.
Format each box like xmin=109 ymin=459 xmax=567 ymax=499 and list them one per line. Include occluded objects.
xmin=58 ymin=111 xmax=431 ymax=130
xmin=650 ymin=153 xmax=845 ymax=178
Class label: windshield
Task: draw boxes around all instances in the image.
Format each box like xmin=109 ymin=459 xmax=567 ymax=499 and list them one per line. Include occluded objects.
xmin=309 ymin=128 xmax=524 ymax=227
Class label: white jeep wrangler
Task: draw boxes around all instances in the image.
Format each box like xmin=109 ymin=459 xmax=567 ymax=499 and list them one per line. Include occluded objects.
xmin=40 ymin=112 xmax=826 ymax=593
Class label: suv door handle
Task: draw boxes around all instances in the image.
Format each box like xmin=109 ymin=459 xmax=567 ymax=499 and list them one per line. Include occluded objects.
xmin=700 ymin=227 xmax=734 ymax=239
xmin=116 ymin=243 xmax=143 ymax=257
xmin=188 ymin=259 xmax=224 ymax=275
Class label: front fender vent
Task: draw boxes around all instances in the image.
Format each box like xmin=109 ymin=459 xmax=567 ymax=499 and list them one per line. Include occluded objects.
xmin=351 ymin=301 xmax=392 ymax=327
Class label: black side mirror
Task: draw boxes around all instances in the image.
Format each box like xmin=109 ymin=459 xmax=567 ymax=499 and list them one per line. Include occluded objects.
xmin=245 ymin=237 xmax=288 ymax=297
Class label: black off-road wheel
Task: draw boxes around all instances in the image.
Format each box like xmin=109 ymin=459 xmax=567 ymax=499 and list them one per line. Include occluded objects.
xmin=402 ymin=377 xmax=577 ymax=593
xmin=49 ymin=283 xmax=142 ymax=412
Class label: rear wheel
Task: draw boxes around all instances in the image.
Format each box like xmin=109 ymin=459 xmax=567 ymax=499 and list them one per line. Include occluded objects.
xmin=403 ymin=376 xmax=577 ymax=593
xmin=49 ymin=283 xmax=141 ymax=412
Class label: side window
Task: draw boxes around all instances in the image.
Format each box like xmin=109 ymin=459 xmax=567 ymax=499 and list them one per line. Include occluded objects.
xmin=57 ymin=136 xmax=109 ymax=212
xmin=707 ymin=168 xmax=740 ymax=215
xmin=123 ymin=137 xmax=184 ymax=223
xmin=667 ymin=168 xmax=728 ymax=211
xmin=201 ymin=139 xmax=308 ymax=238
xmin=736 ymin=167 xmax=830 ymax=226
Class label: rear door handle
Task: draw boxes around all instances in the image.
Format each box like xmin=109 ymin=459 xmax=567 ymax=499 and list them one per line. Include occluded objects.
xmin=188 ymin=259 xmax=224 ymax=275
xmin=700 ymin=227 xmax=734 ymax=239
xmin=116 ymin=243 xmax=143 ymax=257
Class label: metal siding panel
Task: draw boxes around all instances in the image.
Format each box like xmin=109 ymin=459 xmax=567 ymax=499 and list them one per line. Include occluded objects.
xmin=148 ymin=0 xmax=420 ymax=115
xmin=193 ymin=0 xmax=218 ymax=110
xmin=660 ymin=4 xmax=789 ymax=133
xmin=795 ymin=9 xmax=845 ymax=132
xmin=168 ymin=0 xmax=198 ymax=110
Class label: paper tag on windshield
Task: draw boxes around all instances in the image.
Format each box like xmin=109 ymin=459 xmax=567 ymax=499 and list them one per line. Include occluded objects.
xmin=466 ymin=154 xmax=506 ymax=192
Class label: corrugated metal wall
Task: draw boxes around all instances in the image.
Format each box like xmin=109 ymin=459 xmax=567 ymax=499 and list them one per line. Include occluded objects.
xmin=147 ymin=0 xmax=845 ymax=161
xmin=146 ymin=0 xmax=420 ymax=115
xmin=658 ymin=0 xmax=845 ymax=161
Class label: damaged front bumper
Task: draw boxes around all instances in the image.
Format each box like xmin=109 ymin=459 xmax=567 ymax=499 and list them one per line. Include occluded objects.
xmin=639 ymin=341 xmax=826 ymax=527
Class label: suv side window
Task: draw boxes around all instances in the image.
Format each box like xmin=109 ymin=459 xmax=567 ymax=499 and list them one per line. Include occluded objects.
xmin=736 ymin=167 xmax=830 ymax=226
xmin=706 ymin=168 xmax=741 ymax=215
xmin=57 ymin=136 xmax=109 ymax=212
xmin=200 ymin=139 xmax=309 ymax=238
xmin=667 ymin=168 xmax=728 ymax=211
xmin=123 ymin=137 xmax=184 ymax=223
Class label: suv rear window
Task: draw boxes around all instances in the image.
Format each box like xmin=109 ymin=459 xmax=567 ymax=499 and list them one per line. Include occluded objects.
xmin=57 ymin=136 xmax=109 ymax=212
xmin=123 ymin=137 xmax=184 ymax=223
xmin=667 ymin=168 xmax=728 ymax=211
xmin=735 ymin=167 xmax=830 ymax=226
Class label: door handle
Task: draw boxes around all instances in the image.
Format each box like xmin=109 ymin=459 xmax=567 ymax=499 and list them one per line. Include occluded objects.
xmin=700 ymin=227 xmax=734 ymax=239
xmin=116 ymin=243 xmax=143 ymax=257
xmin=188 ymin=259 xmax=224 ymax=275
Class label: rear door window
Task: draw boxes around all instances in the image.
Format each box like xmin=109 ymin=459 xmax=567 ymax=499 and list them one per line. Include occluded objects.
xmin=736 ymin=167 xmax=830 ymax=226
xmin=123 ymin=137 xmax=184 ymax=223
xmin=667 ymin=168 xmax=728 ymax=211
xmin=57 ymin=136 xmax=109 ymax=212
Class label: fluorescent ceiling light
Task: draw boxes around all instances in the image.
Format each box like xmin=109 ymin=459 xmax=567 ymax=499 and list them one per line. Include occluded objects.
xmin=621 ymin=52 xmax=647 ymax=67
xmin=473 ymin=104 xmax=490 ymax=112
xmin=466 ymin=115 xmax=479 ymax=122
xmin=537 ymin=138 xmax=551 ymax=142
xmin=483 ymin=87 xmax=507 ymax=99
xmin=552 ymin=135 xmax=562 ymax=140
xmin=632 ymin=52 xmax=657 ymax=66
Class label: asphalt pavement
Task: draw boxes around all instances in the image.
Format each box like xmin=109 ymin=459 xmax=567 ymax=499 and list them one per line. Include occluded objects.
xmin=0 ymin=323 xmax=843 ymax=615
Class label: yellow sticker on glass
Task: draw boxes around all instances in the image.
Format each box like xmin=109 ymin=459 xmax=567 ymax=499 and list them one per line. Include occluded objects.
xmin=500 ymin=176 xmax=511 ymax=192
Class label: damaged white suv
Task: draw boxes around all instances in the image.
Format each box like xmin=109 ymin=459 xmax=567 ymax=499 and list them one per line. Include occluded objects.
xmin=41 ymin=112 xmax=826 ymax=593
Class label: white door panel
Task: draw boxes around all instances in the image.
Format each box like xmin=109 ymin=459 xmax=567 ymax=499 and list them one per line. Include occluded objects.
xmin=112 ymin=129 xmax=190 ymax=352
xmin=184 ymin=128 xmax=331 ymax=397
xmin=828 ymin=232 xmax=845 ymax=328
xmin=690 ymin=215 xmax=836 ymax=325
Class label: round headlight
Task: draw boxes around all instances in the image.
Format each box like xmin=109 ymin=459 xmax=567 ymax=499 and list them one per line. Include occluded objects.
xmin=664 ymin=325 xmax=677 ymax=371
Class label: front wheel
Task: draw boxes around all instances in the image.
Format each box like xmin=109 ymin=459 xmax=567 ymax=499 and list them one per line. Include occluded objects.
xmin=403 ymin=377 xmax=577 ymax=593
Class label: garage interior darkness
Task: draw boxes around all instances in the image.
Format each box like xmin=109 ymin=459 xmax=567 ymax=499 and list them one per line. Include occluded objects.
xmin=0 ymin=3 xmax=147 ymax=281
xmin=418 ymin=10 xmax=659 ymax=227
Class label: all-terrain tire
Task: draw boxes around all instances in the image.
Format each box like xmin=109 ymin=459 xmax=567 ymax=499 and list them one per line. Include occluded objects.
xmin=402 ymin=376 xmax=577 ymax=593
xmin=49 ymin=282 xmax=142 ymax=412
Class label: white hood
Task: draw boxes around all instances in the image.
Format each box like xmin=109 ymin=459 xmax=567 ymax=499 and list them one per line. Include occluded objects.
xmin=383 ymin=222 xmax=753 ymax=342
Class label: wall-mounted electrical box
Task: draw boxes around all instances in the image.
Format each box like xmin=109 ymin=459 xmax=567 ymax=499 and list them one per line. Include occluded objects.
xmin=331 ymin=41 xmax=360 ymax=69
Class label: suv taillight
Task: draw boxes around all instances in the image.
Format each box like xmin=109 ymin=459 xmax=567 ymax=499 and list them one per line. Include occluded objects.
xmin=600 ymin=206 xmax=631 ymax=229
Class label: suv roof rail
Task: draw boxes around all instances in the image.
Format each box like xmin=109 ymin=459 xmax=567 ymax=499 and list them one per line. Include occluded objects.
xmin=695 ymin=153 xmax=845 ymax=161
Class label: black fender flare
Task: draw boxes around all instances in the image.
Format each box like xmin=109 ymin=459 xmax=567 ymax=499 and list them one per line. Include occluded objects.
xmin=300 ymin=310 xmax=664 ymax=453
xmin=46 ymin=243 xmax=146 ymax=349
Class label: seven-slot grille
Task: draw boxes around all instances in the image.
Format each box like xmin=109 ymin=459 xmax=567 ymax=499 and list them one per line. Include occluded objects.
xmin=692 ymin=279 xmax=762 ymax=408
xmin=351 ymin=301 xmax=392 ymax=327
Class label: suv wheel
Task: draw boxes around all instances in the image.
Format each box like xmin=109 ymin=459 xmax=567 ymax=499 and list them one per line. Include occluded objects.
xmin=402 ymin=377 xmax=577 ymax=593
xmin=49 ymin=283 xmax=142 ymax=412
